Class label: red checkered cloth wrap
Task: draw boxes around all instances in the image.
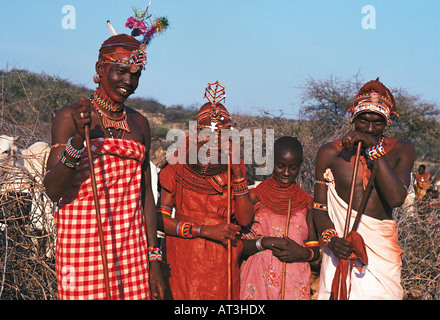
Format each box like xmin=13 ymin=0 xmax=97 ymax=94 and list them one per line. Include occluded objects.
xmin=55 ymin=138 xmax=150 ymax=300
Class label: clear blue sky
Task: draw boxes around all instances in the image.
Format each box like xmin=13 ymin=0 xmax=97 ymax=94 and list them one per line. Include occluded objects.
xmin=1 ymin=0 xmax=439 ymax=118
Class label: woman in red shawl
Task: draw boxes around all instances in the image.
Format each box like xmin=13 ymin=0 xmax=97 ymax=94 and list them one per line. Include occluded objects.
xmin=240 ymin=136 xmax=319 ymax=300
xmin=157 ymin=82 xmax=254 ymax=300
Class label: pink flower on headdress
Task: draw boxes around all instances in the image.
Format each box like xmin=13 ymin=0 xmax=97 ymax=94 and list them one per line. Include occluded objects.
xmin=125 ymin=17 xmax=147 ymax=36
xmin=125 ymin=16 xmax=136 ymax=29
xmin=133 ymin=20 xmax=147 ymax=34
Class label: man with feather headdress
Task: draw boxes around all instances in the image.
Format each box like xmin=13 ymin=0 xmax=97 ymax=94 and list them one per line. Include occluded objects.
xmin=44 ymin=6 xmax=168 ymax=300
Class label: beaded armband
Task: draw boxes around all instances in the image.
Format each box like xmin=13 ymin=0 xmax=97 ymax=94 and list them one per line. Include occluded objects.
xmin=148 ymin=246 xmax=163 ymax=262
xmin=176 ymin=221 xmax=201 ymax=239
xmin=365 ymin=142 xmax=386 ymax=161
xmin=60 ymin=150 xmax=80 ymax=169
xmin=321 ymin=228 xmax=339 ymax=246
xmin=232 ymin=175 xmax=249 ymax=196
xmin=313 ymin=202 xmax=328 ymax=211
xmin=66 ymin=137 xmax=85 ymax=159
xmin=157 ymin=205 xmax=172 ymax=217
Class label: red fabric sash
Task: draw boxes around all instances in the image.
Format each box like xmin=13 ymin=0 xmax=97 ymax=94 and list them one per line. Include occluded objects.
xmin=330 ymin=231 xmax=368 ymax=300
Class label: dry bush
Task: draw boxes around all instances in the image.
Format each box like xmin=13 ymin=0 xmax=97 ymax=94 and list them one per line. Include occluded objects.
xmin=394 ymin=205 xmax=440 ymax=300
xmin=0 ymin=158 xmax=56 ymax=300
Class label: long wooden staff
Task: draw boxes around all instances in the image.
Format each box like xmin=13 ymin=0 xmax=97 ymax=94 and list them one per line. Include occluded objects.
xmin=227 ymin=141 xmax=232 ymax=300
xmin=351 ymin=165 xmax=378 ymax=233
xmin=343 ymin=141 xmax=362 ymax=238
xmin=280 ymin=197 xmax=292 ymax=300
xmin=84 ymin=125 xmax=111 ymax=300
xmin=336 ymin=141 xmax=362 ymax=300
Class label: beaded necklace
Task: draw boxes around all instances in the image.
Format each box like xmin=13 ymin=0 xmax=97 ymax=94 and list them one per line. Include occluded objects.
xmin=93 ymin=89 xmax=121 ymax=112
xmin=90 ymin=97 xmax=130 ymax=139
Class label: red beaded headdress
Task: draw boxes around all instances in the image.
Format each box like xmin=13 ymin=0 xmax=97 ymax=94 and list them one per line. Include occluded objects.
xmin=197 ymin=81 xmax=233 ymax=131
xmin=347 ymin=78 xmax=398 ymax=126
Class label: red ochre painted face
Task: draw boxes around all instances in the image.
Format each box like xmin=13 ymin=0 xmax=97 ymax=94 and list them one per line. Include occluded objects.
xmin=273 ymin=149 xmax=302 ymax=187
xmin=97 ymin=52 xmax=142 ymax=103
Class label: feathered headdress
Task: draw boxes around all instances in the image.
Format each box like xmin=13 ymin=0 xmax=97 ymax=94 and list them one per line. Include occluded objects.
xmin=104 ymin=1 xmax=169 ymax=71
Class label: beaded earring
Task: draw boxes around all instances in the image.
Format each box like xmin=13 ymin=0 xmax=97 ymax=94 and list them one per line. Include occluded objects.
xmin=93 ymin=73 xmax=101 ymax=84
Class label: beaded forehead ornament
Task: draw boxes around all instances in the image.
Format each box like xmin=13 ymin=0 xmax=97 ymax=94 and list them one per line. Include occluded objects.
xmin=197 ymin=81 xmax=233 ymax=132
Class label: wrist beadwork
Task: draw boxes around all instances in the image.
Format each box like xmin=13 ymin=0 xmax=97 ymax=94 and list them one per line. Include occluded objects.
xmin=321 ymin=228 xmax=339 ymax=246
xmin=366 ymin=142 xmax=386 ymax=161
xmin=148 ymin=246 xmax=163 ymax=262
xmin=60 ymin=150 xmax=80 ymax=169
xmin=66 ymin=136 xmax=85 ymax=159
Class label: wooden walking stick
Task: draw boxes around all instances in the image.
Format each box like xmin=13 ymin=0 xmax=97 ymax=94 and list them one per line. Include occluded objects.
xmin=227 ymin=141 xmax=232 ymax=300
xmin=334 ymin=141 xmax=362 ymax=300
xmin=84 ymin=125 xmax=111 ymax=300
xmin=343 ymin=141 xmax=362 ymax=238
xmin=280 ymin=197 xmax=292 ymax=300
xmin=351 ymin=165 xmax=378 ymax=233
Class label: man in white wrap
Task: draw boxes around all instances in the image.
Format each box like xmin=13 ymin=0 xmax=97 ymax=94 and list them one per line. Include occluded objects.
xmin=312 ymin=79 xmax=415 ymax=300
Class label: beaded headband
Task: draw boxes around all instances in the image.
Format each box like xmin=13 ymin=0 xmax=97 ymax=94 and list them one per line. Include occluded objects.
xmin=348 ymin=91 xmax=398 ymax=126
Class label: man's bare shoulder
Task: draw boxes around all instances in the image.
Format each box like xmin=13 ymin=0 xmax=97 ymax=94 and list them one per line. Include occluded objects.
xmin=386 ymin=137 xmax=416 ymax=156
xmin=317 ymin=140 xmax=342 ymax=158
xmin=126 ymin=107 xmax=150 ymax=126
xmin=54 ymin=103 xmax=76 ymax=120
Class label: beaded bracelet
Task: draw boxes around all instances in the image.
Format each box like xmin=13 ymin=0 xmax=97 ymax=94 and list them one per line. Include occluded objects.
xmin=157 ymin=205 xmax=172 ymax=217
xmin=66 ymin=137 xmax=85 ymax=159
xmin=321 ymin=228 xmax=339 ymax=246
xmin=232 ymin=178 xmax=249 ymax=196
xmin=148 ymin=246 xmax=163 ymax=262
xmin=365 ymin=141 xmax=386 ymax=161
xmin=60 ymin=150 xmax=80 ymax=169
xmin=313 ymin=202 xmax=328 ymax=211
xmin=176 ymin=221 xmax=200 ymax=238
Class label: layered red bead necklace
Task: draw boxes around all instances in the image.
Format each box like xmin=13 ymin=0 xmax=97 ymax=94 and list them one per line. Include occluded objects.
xmin=91 ymin=89 xmax=130 ymax=138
